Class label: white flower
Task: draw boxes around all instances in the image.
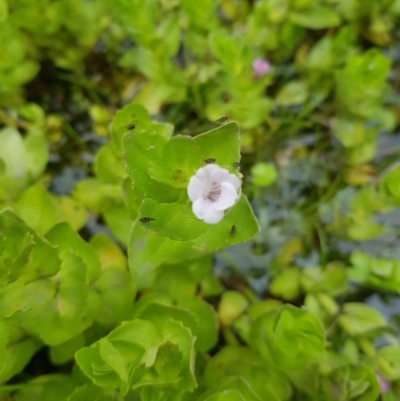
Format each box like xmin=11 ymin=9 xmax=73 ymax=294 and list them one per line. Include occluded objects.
xmin=187 ymin=164 xmax=241 ymax=224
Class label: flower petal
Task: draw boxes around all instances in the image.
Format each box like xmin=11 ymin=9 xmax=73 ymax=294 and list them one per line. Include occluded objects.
xmin=209 ymin=167 xmax=230 ymax=186
xmin=196 ymin=164 xmax=219 ymax=180
xmin=203 ymin=164 xmax=220 ymax=173
xmin=204 ymin=209 xmax=224 ymax=224
xmin=192 ymin=198 xmax=224 ymax=224
xmin=213 ymin=182 xmax=238 ymax=211
xmin=187 ymin=176 xmax=207 ymax=201
xmin=226 ymin=173 xmax=241 ymax=190
xmin=195 ymin=166 xmax=207 ymax=180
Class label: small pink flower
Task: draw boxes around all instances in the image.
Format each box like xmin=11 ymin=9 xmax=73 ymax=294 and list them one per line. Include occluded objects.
xmin=376 ymin=372 xmax=391 ymax=394
xmin=252 ymin=58 xmax=271 ymax=79
xmin=187 ymin=164 xmax=241 ymax=224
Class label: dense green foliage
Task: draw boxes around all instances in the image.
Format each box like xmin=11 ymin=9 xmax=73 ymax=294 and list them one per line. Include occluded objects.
xmin=1 ymin=0 xmax=400 ymax=400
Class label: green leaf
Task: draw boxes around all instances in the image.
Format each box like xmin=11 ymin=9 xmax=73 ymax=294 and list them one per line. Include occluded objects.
xmin=50 ymin=333 xmax=85 ymax=365
xmin=12 ymin=374 xmax=77 ymax=401
xmin=346 ymin=217 xmax=384 ymax=241
xmin=251 ymin=305 xmax=325 ymax=370
xmin=99 ymin=338 xmax=130 ymax=393
xmin=94 ymin=142 xmax=127 ymax=184
xmin=0 ymin=278 xmax=55 ymax=318
xmin=338 ymin=303 xmax=387 ymax=337
xmin=46 ymin=222 xmax=101 ymax=283
xmin=154 ymin=261 xmax=199 ymax=300
xmin=103 ymin=203 xmax=132 ymax=245
xmin=381 ymin=164 xmax=400 ymax=200
xmin=251 ymin=162 xmax=277 ymax=187
xmin=75 ymin=343 xmax=121 ymax=388
xmin=73 ymin=179 xmax=124 ymax=213
xmin=123 ymin=128 xmax=182 ymax=202
xmin=181 ymin=0 xmax=215 ymax=30
xmin=89 ymin=233 xmax=127 ymax=271
xmin=301 ymin=264 xmax=348 ymax=297
xmin=146 ymin=319 xmax=196 ymax=391
xmin=128 ymin=222 xmax=199 ymax=290
xmin=20 ymin=251 xmax=100 ymax=345
xmin=193 ymin=122 xmax=240 ymax=170
xmin=377 ymin=346 xmax=400 ymax=381
xmin=0 ymin=0 xmax=8 ymax=23
xmin=1 ymin=338 xmax=41 ymax=383
xmin=120 ymin=0 xmax=158 ymax=47
xmin=133 ymin=289 xmax=174 ymax=313
xmin=24 ymin=127 xmax=48 ymax=180
xmin=159 ymin=135 xmax=203 ymax=188
xmin=0 ymin=321 xmax=42 ymax=383
xmin=54 ymin=195 xmax=88 ymax=231
xmin=0 ymin=321 xmax=8 ymax=375
xmin=113 ymin=103 xmax=173 ymax=152
xmin=152 ymin=341 xmax=183 ymax=381
xmin=19 ymin=103 xmax=45 ymax=125
xmin=198 ymin=376 xmax=267 ymax=401
xmin=203 ymin=346 xmax=291 ymax=401
xmin=192 ymin=194 xmax=260 ymax=250
xmin=276 ymin=80 xmax=308 ymax=106
xmin=94 ymin=268 xmax=136 ymax=327
xmin=67 ymin=384 xmax=116 ymax=401
xmin=123 ymin=177 xmax=141 ymax=220
xmin=138 ymin=198 xmax=207 ymax=241
xmin=15 ymin=181 xmax=58 ymax=234
xmin=323 ymin=365 xmax=380 ymax=401
xmin=0 ymin=127 xmax=26 ymax=180
xmin=331 ymin=118 xmax=378 ymax=148
xmin=76 ymin=318 xmax=196 ymax=392
xmin=111 ymin=103 xmax=151 ymax=151
xmin=138 ymin=298 xmax=218 ymax=352
xmin=270 ymin=267 xmax=300 ymax=301
xmin=335 ymin=50 xmax=390 ymax=118
xmin=202 ymin=390 xmax=246 ymax=401
xmin=289 ymin=6 xmax=340 ymax=29
xmin=0 ymin=208 xmax=60 ymax=286
xmin=218 ymin=291 xmax=249 ymax=327
xmin=209 ymin=33 xmax=244 ymax=75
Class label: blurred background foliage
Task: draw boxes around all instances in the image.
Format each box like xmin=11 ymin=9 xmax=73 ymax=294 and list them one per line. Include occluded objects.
xmin=2 ymin=0 xmax=400 ymax=400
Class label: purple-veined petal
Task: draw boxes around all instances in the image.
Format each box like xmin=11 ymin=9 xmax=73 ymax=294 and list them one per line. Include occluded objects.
xmin=209 ymin=167 xmax=229 ymax=186
xmin=226 ymin=173 xmax=241 ymax=190
xmin=187 ymin=176 xmax=207 ymax=201
xmin=213 ymin=182 xmax=238 ymax=211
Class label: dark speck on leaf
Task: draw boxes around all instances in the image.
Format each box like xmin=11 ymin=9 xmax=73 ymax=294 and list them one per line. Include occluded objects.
xmin=230 ymin=225 xmax=236 ymax=237
xmin=215 ymin=116 xmax=228 ymax=124
xmin=127 ymin=124 xmax=135 ymax=130
xmin=140 ymin=217 xmax=155 ymax=223
xmin=204 ymin=158 xmax=216 ymax=164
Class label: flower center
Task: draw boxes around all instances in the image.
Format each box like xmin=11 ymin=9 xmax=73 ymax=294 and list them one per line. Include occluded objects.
xmin=205 ymin=181 xmax=221 ymax=202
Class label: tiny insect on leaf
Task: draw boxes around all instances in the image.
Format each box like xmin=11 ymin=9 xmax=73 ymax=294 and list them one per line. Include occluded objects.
xmin=204 ymin=158 xmax=216 ymax=164
xmin=215 ymin=116 xmax=228 ymax=124
xmin=139 ymin=217 xmax=155 ymax=223
xmin=230 ymin=225 xmax=236 ymax=237
xmin=127 ymin=124 xmax=136 ymax=130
